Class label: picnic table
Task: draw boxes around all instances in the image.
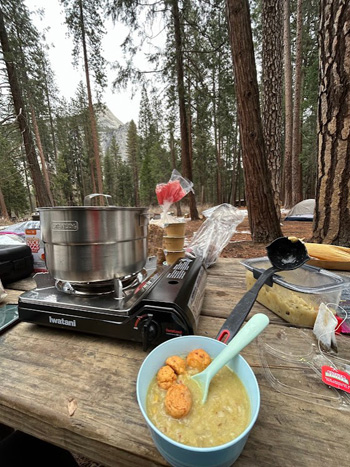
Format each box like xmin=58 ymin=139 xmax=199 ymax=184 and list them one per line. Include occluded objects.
xmin=0 ymin=257 xmax=349 ymax=466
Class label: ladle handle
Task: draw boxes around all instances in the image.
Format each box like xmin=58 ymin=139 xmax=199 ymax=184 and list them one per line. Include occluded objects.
xmin=216 ymin=266 xmax=278 ymax=343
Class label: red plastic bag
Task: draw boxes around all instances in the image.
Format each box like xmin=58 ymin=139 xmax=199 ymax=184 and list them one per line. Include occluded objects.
xmin=155 ymin=170 xmax=194 ymax=223
xmin=156 ymin=180 xmax=187 ymax=205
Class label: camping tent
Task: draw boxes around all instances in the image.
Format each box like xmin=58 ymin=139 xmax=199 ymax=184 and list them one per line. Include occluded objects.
xmin=285 ymin=199 xmax=315 ymax=221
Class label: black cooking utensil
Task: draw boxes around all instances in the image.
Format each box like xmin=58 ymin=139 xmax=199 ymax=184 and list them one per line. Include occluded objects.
xmin=216 ymin=237 xmax=309 ymax=343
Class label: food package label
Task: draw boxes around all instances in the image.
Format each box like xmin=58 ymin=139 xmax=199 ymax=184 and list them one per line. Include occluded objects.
xmin=322 ymin=366 xmax=350 ymax=393
xmin=25 ymin=228 xmax=47 ymax=272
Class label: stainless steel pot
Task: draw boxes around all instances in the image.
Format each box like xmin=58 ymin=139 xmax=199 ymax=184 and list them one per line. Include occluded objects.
xmin=39 ymin=194 xmax=149 ymax=283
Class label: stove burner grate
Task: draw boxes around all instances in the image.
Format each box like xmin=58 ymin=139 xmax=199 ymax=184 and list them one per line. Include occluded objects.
xmin=54 ymin=268 xmax=149 ymax=297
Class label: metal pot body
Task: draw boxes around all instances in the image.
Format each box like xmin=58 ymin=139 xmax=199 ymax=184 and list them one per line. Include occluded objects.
xmin=39 ymin=206 xmax=149 ymax=283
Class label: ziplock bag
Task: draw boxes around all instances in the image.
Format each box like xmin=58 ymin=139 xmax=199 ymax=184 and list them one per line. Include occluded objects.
xmin=186 ymin=204 xmax=245 ymax=267
xmin=155 ymin=170 xmax=194 ymax=223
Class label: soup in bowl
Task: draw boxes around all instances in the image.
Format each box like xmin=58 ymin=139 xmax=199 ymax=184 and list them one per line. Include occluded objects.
xmin=136 ymin=335 xmax=260 ymax=467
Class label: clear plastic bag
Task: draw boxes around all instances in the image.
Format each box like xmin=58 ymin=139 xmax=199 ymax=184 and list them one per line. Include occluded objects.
xmin=155 ymin=170 xmax=194 ymax=223
xmin=186 ymin=203 xmax=245 ymax=267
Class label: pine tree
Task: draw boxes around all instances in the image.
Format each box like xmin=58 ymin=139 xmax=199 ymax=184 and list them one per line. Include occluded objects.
xmin=226 ymin=0 xmax=282 ymax=242
xmin=103 ymin=136 xmax=119 ymax=202
xmin=138 ymin=88 xmax=171 ymax=206
xmin=60 ymin=0 xmax=107 ymax=197
xmin=0 ymin=128 xmax=29 ymax=217
xmin=126 ymin=120 xmax=140 ymax=206
xmin=312 ymin=0 xmax=350 ymax=245
xmin=0 ymin=0 xmax=52 ymax=207
xmin=262 ymin=0 xmax=283 ymax=219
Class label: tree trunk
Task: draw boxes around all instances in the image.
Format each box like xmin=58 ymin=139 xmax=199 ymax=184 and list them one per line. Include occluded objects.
xmin=0 ymin=186 xmax=9 ymax=219
xmin=43 ymin=66 xmax=59 ymax=163
xmin=171 ymin=0 xmax=199 ymax=220
xmin=226 ymin=0 xmax=282 ymax=242
xmin=291 ymin=0 xmax=304 ymax=205
xmin=283 ymin=0 xmax=293 ymax=209
xmin=213 ymin=74 xmax=223 ymax=204
xmin=30 ymin=105 xmax=55 ymax=205
xmin=262 ymin=0 xmax=283 ymax=220
xmin=312 ymin=0 xmax=350 ymax=246
xmin=230 ymin=120 xmax=239 ymax=205
xmin=90 ymin=158 xmax=97 ymax=194
xmin=0 ymin=7 xmax=52 ymax=207
xmin=169 ymin=130 xmax=182 ymax=216
xmin=78 ymin=0 xmax=103 ymax=196
xmin=21 ymin=147 xmax=34 ymax=213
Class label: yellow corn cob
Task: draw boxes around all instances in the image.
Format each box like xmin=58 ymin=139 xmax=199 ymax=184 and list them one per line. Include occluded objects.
xmin=305 ymin=243 xmax=350 ymax=262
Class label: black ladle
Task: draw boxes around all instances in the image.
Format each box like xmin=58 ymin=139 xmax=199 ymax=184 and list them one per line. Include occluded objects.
xmin=216 ymin=236 xmax=310 ymax=343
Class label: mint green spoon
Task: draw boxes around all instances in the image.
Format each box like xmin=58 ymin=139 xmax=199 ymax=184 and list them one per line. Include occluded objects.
xmin=191 ymin=313 xmax=269 ymax=403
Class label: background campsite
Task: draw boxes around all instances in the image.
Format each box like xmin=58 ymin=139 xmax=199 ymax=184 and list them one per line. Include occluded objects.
xmin=0 ymin=0 xmax=349 ymax=250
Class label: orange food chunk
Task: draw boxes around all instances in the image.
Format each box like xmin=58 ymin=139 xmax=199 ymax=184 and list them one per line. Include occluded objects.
xmin=166 ymin=355 xmax=186 ymax=375
xmin=165 ymin=383 xmax=192 ymax=419
xmin=156 ymin=365 xmax=177 ymax=390
xmin=186 ymin=348 xmax=211 ymax=372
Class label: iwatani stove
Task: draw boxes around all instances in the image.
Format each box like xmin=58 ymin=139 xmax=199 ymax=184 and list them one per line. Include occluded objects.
xmin=18 ymin=256 xmax=207 ymax=350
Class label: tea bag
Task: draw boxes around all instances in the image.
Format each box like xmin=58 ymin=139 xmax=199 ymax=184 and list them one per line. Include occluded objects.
xmin=313 ymin=303 xmax=338 ymax=352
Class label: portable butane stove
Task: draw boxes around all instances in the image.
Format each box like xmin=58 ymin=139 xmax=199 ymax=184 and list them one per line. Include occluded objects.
xmin=18 ymin=256 xmax=207 ymax=350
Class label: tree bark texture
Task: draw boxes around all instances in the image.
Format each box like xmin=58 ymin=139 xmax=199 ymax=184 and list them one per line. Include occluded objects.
xmin=262 ymin=0 xmax=283 ymax=220
xmin=291 ymin=0 xmax=304 ymax=205
xmin=226 ymin=0 xmax=282 ymax=242
xmin=312 ymin=0 xmax=350 ymax=246
xmin=0 ymin=186 xmax=9 ymax=219
xmin=283 ymin=0 xmax=293 ymax=209
xmin=43 ymin=69 xmax=59 ymax=163
xmin=0 ymin=7 xmax=52 ymax=207
xmin=171 ymin=0 xmax=199 ymax=220
xmin=213 ymin=75 xmax=223 ymax=204
xmin=30 ymin=105 xmax=54 ymax=205
xmin=78 ymin=0 xmax=103 ymax=196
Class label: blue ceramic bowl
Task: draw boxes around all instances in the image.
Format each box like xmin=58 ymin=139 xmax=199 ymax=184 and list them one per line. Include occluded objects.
xmin=136 ymin=335 xmax=260 ymax=467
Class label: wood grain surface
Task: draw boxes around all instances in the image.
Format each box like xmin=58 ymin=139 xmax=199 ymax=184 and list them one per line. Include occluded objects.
xmin=1 ymin=258 xmax=349 ymax=466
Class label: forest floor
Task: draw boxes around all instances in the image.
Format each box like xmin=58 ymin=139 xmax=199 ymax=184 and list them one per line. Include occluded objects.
xmin=148 ymin=209 xmax=314 ymax=259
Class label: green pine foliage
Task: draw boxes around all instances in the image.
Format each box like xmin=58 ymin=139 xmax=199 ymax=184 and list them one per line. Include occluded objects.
xmin=104 ymin=135 xmax=134 ymax=206
xmin=0 ymin=128 xmax=29 ymax=216
xmin=138 ymin=88 xmax=171 ymax=206
xmin=0 ymin=0 xmax=323 ymax=216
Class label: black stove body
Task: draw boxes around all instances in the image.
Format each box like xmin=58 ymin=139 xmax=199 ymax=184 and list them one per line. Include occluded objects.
xmin=18 ymin=257 xmax=207 ymax=350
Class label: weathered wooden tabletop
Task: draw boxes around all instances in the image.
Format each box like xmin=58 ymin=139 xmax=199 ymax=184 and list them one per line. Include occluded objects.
xmin=1 ymin=258 xmax=349 ymax=466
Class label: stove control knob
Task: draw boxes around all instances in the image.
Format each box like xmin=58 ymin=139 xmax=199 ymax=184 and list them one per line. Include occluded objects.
xmin=142 ymin=317 xmax=159 ymax=351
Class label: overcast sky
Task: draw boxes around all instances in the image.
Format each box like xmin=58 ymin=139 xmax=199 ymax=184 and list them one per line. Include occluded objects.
xmin=25 ymin=0 xmax=153 ymax=124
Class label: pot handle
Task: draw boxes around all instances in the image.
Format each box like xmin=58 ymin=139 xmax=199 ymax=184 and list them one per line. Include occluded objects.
xmin=139 ymin=212 xmax=149 ymax=226
xmin=84 ymin=193 xmax=112 ymax=206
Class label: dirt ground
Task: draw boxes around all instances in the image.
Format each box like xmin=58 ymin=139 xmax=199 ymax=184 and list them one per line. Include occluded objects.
xmin=148 ymin=212 xmax=314 ymax=260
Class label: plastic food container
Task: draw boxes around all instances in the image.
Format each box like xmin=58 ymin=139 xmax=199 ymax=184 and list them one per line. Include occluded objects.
xmin=164 ymin=249 xmax=185 ymax=265
xmin=241 ymin=257 xmax=350 ymax=327
xmin=164 ymin=222 xmax=186 ymax=237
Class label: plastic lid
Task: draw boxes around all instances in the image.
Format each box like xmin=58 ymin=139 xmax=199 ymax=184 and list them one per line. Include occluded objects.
xmin=257 ymin=326 xmax=350 ymax=411
xmin=241 ymin=257 xmax=350 ymax=294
